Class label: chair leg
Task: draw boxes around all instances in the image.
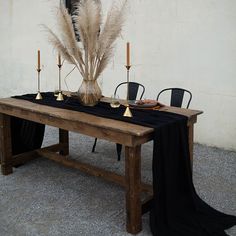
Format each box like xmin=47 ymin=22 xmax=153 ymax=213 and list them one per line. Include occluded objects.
xmin=92 ymin=138 xmax=97 ymax=153
xmin=116 ymin=143 xmax=122 ymax=161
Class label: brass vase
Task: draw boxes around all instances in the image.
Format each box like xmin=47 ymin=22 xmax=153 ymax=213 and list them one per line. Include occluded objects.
xmin=77 ymin=79 xmax=102 ymax=106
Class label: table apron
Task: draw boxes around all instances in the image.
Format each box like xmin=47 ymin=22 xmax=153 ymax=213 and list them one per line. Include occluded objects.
xmin=0 ymin=108 xmax=153 ymax=147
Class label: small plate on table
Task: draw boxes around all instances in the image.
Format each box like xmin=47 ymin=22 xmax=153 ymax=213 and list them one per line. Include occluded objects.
xmin=129 ymin=99 xmax=162 ymax=108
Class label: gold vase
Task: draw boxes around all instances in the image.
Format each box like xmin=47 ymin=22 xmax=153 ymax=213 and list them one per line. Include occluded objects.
xmin=77 ymin=79 xmax=102 ymax=106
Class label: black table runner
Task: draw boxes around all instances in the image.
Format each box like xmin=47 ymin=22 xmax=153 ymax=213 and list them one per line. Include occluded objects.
xmin=13 ymin=92 xmax=236 ymax=235
xmin=11 ymin=118 xmax=45 ymax=155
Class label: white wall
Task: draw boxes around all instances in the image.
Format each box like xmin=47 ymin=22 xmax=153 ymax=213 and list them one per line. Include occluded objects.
xmin=0 ymin=0 xmax=236 ymax=150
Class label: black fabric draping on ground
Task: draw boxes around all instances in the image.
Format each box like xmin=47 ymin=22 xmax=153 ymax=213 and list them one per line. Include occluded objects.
xmin=14 ymin=92 xmax=236 ymax=235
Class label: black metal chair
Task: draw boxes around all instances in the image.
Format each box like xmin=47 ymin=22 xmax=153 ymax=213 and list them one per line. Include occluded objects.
xmin=92 ymin=82 xmax=145 ymax=161
xmin=114 ymin=82 xmax=145 ymax=101
xmin=157 ymin=88 xmax=192 ymax=109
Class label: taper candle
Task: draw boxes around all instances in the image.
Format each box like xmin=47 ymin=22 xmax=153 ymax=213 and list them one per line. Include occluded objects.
xmin=126 ymin=42 xmax=130 ymax=66
xmin=58 ymin=53 xmax=61 ymax=66
xmin=37 ymin=50 xmax=40 ymax=70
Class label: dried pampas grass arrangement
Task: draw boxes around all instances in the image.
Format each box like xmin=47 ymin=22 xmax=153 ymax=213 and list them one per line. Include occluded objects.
xmin=44 ymin=0 xmax=127 ymax=82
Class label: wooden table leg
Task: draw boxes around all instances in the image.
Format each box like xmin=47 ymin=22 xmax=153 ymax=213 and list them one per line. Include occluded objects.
xmin=188 ymin=123 xmax=194 ymax=170
xmin=125 ymin=145 xmax=142 ymax=234
xmin=0 ymin=114 xmax=13 ymax=175
xmin=59 ymin=129 xmax=69 ymax=155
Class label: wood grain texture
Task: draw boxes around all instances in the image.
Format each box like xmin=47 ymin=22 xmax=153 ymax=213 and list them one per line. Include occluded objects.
xmin=125 ymin=145 xmax=142 ymax=234
xmin=0 ymin=114 xmax=13 ymax=175
xmin=0 ymin=98 xmax=202 ymax=148
xmin=59 ymin=129 xmax=69 ymax=155
xmin=0 ymin=98 xmax=154 ymax=146
xmin=12 ymin=144 xmax=63 ymax=166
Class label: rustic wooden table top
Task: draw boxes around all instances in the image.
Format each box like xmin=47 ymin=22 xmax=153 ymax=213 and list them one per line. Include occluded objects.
xmin=0 ymin=97 xmax=203 ymax=147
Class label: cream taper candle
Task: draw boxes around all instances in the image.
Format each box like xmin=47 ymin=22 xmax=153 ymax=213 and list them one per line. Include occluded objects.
xmin=126 ymin=42 xmax=130 ymax=66
xmin=37 ymin=50 xmax=40 ymax=70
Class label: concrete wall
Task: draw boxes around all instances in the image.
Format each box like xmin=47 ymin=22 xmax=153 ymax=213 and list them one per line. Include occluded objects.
xmin=0 ymin=0 xmax=235 ymax=150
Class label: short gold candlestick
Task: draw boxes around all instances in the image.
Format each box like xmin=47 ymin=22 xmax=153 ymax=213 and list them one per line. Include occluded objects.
xmin=56 ymin=64 xmax=64 ymax=101
xmin=35 ymin=68 xmax=42 ymax=100
xmin=123 ymin=65 xmax=133 ymax=117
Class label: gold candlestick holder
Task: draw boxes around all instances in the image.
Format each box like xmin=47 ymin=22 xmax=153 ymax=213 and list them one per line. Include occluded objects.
xmin=123 ymin=65 xmax=133 ymax=117
xmin=56 ymin=64 xmax=64 ymax=101
xmin=35 ymin=68 xmax=42 ymax=100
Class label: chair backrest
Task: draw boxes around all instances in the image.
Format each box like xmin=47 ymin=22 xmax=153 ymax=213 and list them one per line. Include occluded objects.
xmin=114 ymin=82 xmax=145 ymax=100
xmin=157 ymin=88 xmax=192 ymax=108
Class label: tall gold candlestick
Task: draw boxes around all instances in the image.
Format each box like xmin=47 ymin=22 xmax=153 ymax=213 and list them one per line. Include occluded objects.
xmin=35 ymin=68 xmax=42 ymax=100
xmin=56 ymin=63 xmax=64 ymax=101
xmin=123 ymin=65 xmax=133 ymax=117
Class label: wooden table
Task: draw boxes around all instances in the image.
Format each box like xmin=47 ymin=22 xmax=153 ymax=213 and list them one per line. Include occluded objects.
xmin=0 ymin=97 xmax=202 ymax=234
